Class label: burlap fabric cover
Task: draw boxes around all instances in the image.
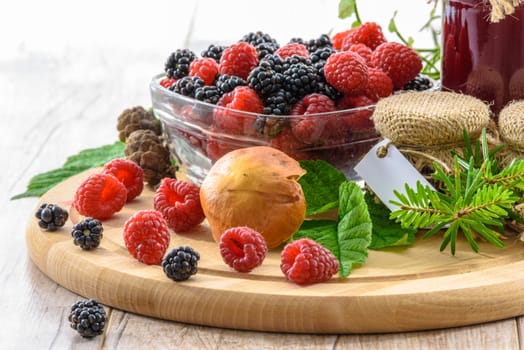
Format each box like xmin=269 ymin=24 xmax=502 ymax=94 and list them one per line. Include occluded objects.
xmin=373 ymin=91 xmax=491 ymax=174
xmin=497 ymin=101 xmax=524 ymax=166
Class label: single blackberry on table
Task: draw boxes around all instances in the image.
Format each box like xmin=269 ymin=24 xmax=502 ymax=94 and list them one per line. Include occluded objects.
xmin=171 ymin=76 xmax=205 ymax=98
xmin=35 ymin=203 xmax=68 ymax=231
xmin=71 ymin=217 xmax=103 ymax=250
xmin=247 ymin=61 xmax=283 ymax=97
xmin=262 ymin=89 xmax=294 ymax=115
xmin=162 ymin=246 xmax=200 ymax=282
xmin=215 ymin=74 xmax=246 ymax=94
xmin=68 ymin=299 xmax=106 ymax=338
xmin=239 ymin=31 xmax=279 ymax=48
xmin=201 ymin=44 xmax=226 ymax=63
xmin=164 ymin=48 xmax=197 ymax=79
xmin=403 ymin=74 xmax=434 ymax=91
xmin=194 ymin=85 xmax=222 ymax=104
xmin=282 ymin=62 xmax=319 ymax=100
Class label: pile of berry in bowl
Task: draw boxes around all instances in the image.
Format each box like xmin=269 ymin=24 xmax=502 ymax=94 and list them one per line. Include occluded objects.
xmin=150 ymin=23 xmax=435 ymax=185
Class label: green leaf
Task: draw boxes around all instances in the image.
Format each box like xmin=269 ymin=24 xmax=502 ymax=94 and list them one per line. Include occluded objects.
xmin=365 ymin=192 xmax=416 ymax=250
xmin=12 ymin=141 xmax=125 ymax=199
xmin=338 ymin=0 xmax=356 ymax=19
xmin=298 ymin=160 xmax=347 ymax=216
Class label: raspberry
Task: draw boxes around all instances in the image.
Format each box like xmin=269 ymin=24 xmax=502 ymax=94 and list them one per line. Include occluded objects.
xmin=102 ymin=158 xmax=144 ymax=202
xmin=213 ymin=86 xmax=263 ymax=135
xmin=371 ymin=42 xmax=423 ymax=89
xmin=68 ymin=299 xmax=106 ymax=338
xmin=189 ymin=57 xmax=219 ymax=85
xmin=324 ymin=51 xmax=368 ymax=95
xmin=364 ymin=67 xmax=394 ymax=102
xmin=219 ymin=42 xmax=259 ymax=80
xmin=73 ymin=173 xmax=127 ymax=220
xmin=280 ymin=238 xmax=339 ymax=285
xmin=159 ymin=78 xmax=177 ymax=89
xmin=219 ymin=227 xmax=267 ymax=273
xmin=290 ymin=93 xmax=335 ymax=115
xmin=162 ymin=246 xmax=200 ymax=281
xmin=71 ymin=217 xmax=103 ymax=250
xmin=123 ymin=209 xmax=170 ymax=265
xmin=331 ymin=29 xmax=354 ymax=50
xmin=343 ymin=43 xmax=373 ymax=65
xmin=35 ymin=203 xmax=69 ymax=231
xmin=153 ymin=178 xmax=205 ymax=233
xmin=342 ymin=22 xmax=387 ymax=50
xmin=269 ymin=126 xmax=310 ymax=160
xmin=275 ymin=43 xmax=309 ymax=59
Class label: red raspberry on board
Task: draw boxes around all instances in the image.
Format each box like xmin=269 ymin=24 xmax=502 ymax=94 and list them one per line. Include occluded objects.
xmin=342 ymin=43 xmax=373 ymax=65
xmin=123 ymin=209 xmax=170 ymax=265
xmin=189 ymin=57 xmax=219 ymax=85
xmin=102 ymin=158 xmax=144 ymax=202
xmin=280 ymin=238 xmax=339 ymax=285
xmin=274 ymin=43 xmax=310 ymax=59
xmin=160 ymin=78 xmax=177 ymax=89
xmin=73 ymin=173 xmax=127 ymax=220
xmin=219 ymin=42 xmax=259 ymax=80
xmin=342 ymin=22 xmax=387 ymax=50
xmin=364 ymin=67 xmax=394 ymax=102
xmin=324 ymin=51 xmax=368 ymax=95
xmin=213 ymin=86 xmax=263 ymax=135
xmin=219 ymin=226 xmax=268 ymax=273
xmin=371 ymin=42 xmax=423 ymax=89
xmin=331 ymin=29 xmax=354 ymax=50
xmin=154 ymin=178 xmax=205 ymax=233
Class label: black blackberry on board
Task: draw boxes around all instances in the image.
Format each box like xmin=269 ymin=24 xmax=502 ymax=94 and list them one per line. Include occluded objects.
xmin=162 ymin=246 xmax=200 ymax=282
xmin=35 ymin=203 xmax=68 ymax=231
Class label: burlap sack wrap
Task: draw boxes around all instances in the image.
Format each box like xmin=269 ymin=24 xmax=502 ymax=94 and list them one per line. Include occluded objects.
xmin=497 ymin=101 xmax=524 ymax=167
xmin=373 ymin=91 xmax=491 ymax=176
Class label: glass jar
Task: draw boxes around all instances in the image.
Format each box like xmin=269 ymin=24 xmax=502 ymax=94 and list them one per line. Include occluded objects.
xmin=441 ymin=0 xmax=524 ymax=117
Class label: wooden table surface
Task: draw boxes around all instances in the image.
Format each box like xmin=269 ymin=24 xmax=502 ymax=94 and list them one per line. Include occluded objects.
xmin=2 ymin=0 xmax=523 ymax=348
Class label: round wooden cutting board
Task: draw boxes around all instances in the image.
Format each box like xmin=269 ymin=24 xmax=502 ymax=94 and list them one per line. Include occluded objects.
xmin=26 ymin=170 xmax=524 ymax=334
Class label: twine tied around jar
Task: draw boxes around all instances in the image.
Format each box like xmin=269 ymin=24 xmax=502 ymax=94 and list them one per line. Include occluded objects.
xmin=496 ymin=100 xmax=524 ymax=166
xmin=372 ymin=91 xmax=492 ymax=180
xmin=489 ymin=0 xmax=524 ymax=22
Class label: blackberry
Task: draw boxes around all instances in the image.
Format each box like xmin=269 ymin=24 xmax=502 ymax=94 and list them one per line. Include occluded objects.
xmin=195 ymin=85 xmax=222 ymax=104
xmin=162 ymin=246 xmax=200 ymax=282
xmin=35 ymin=203 xmax=68 ymax=231
xmin=254 ymin=115 xmax=288 ymax=137
xmin=71 ymin=217 xmax=103 ymax=250
xmin=171 ymin=76 xmax=205 ymax=98
xmin=255 ymin=42 xmax=277 ymax=60
xmin=288 ymin=37 xmax=305 ymax=45
xmin=310 ymin=46 xmax=336 ymax=65
xmin=262 ymin=89 xmax=294 ymax=115
xmin=247 ymin=62 xmax=283 ymax=97
xmin=260 ymin=54 xmax=285 ymax=73
xmin=316 ymin=81 xmax=343 ymax=101
xmin=403 ymin=74 xmax=434 ymax=91
xmin=164 ymin=49 xmax=197 ymax=79
xmin=239 ymin=31 xmax=279 ymax=48
xmin=68 ymin=299 xmax=106 ymax=338
xmin=215 ymin=74 xmax=246 ymax=94
xmin=282 ymin=62 xmax=319 ymax=100
xmin=201 ymin=44 xmax=226 ymax=63
xmin=303 ymin=34 xmax=332 ymax=53
xmin=282 ymin=55 xmax=312 ymax=71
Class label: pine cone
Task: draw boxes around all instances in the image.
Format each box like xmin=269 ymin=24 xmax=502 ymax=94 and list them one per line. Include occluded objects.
xmin=117 ymin=106 xmax=162 ymax=142
xmin=125 ymin=130 xmax=177 ymax=186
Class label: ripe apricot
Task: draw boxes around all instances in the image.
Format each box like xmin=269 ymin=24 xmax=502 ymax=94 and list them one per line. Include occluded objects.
xmin=200 ymin=146 xmax=306 ymax=249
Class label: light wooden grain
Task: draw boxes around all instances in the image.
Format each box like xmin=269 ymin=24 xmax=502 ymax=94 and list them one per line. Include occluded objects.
xmin=3 ymin=0 xmax=524 ymax=348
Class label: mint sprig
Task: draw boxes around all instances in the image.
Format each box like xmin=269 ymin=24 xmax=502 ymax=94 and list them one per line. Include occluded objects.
xmin=12 ymin=141 xmax=125 ymax=199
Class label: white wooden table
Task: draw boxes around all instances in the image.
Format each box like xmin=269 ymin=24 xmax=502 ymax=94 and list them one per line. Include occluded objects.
xmin=2 ymin=0 xmax=523 ymax=348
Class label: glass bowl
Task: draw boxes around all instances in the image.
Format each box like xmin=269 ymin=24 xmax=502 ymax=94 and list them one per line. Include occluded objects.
xmin=150 ymin=74 xmax=380 ymax=185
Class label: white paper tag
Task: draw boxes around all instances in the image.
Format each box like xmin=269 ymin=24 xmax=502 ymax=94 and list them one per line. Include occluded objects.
xmin=355 ymin=139 xmax=436 ymax=211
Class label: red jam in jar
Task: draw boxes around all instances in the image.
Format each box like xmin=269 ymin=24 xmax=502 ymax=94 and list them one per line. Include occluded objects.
xmin=441 ymin=0 xmax=524 ymax=116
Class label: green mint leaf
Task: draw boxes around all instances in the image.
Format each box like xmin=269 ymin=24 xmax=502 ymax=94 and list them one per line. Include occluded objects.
xmin=292 ymin=181 xmax=372 ymax=279
xmin=364 ymin=192 xmax=416 ymax=250
xmin=12 ymin=141 xmax=125 ymax=199
xmin=338 ymin=0 xmax=356 ymax=19
xmin=336 ymin=181 xmax=372 ymax=277
xmin=298 ymin=160 xmax=347 ymax=216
